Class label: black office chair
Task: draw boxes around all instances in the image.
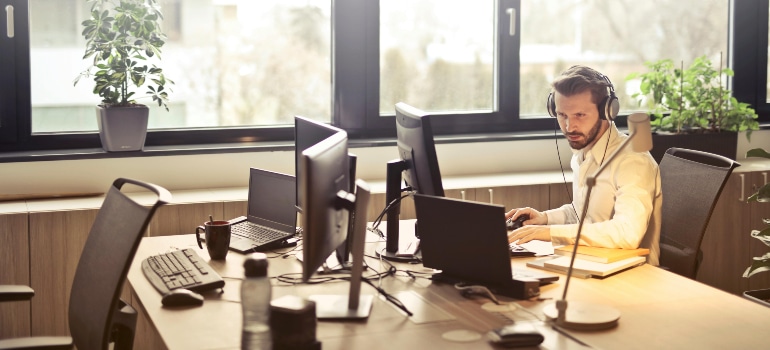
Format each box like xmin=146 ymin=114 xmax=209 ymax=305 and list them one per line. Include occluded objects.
xmin=0 ymin=178 xmax=171 ymax=350
xmin=658 ymin=147 xmax=739 ymax=279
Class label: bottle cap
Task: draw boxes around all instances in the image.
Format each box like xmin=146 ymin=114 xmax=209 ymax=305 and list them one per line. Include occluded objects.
xmin=243 ymin=252 xmax=269 ymax=277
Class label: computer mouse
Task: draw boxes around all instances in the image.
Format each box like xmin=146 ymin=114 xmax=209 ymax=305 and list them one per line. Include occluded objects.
xmin=506 ymin=214 xmax=530 ymax=231
xmin=487 ymin=323 xmax=544 ymax=348
xmin=162 ymin=288 xmax=204 ymax=307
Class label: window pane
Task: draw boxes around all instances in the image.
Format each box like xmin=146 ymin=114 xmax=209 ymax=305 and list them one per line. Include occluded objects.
xmin=379 ymin=0 xmax=494 ymax=115
xmin=29 ymin=0 xmax=331 ymax=133
xmin=520 ymin=0 xmax=729 ymax=117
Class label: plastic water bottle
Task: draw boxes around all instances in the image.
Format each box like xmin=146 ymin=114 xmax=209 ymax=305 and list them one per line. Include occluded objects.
xmin=241 ymin=253 xmax=272 ymax=350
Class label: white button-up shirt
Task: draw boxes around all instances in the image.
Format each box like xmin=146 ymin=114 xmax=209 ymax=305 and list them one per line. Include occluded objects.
xmin=544 ymin=123 xmax=662 ymax=266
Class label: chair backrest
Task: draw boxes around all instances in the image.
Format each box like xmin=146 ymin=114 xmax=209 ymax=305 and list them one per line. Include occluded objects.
xmin=68 ymin=178 xmax=171 ymax=350
xmin=658 ymin=147 xmax=739 ymax=279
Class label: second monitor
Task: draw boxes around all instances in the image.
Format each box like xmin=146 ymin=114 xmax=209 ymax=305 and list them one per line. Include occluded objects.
xmin=379 ymin=102 xmax=445 ymax=261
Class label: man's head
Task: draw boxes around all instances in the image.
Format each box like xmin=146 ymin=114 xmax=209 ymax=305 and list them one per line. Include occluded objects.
xmin=548 ymin=65 xmax=617 ymax=150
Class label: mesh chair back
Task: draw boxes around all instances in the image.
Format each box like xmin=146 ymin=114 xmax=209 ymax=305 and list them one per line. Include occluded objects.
xmin=68 ymin=178 xmax=170 ymax=350
xmin=659 ymin=148 xmax=739 ymax=279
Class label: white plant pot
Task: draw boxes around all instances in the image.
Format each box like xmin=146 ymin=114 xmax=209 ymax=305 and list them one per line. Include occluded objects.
xmin=96 ymin=105 xmax=149 ymax=152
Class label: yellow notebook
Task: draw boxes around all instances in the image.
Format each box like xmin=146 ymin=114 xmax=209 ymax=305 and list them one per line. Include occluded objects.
xmin=553 ymin=245 xmax=650 ymax=264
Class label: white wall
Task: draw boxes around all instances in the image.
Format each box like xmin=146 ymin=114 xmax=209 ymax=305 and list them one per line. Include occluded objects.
xmin=1 ymin=129 xmax=768 ymax=196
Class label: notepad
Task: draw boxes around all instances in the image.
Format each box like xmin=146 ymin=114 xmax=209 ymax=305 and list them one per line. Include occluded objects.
xmin=526 ymin=255 xmax=646 ymax=278
xmin=553 ymin=245 xmax=650 ymax=264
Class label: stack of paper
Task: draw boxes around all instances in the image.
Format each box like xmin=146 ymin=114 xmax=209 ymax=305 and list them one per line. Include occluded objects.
xmin=527 ymin=255 xmax=646 ymax=278
xmin=526 ymin=246 xmax=649 ymax=278
xmin=553 ymin=245 xmax=650 ymax=263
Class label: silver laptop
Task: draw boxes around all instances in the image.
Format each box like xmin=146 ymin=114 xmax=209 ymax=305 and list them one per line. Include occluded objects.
xmin=228 ymin=168 xmax=298 ymax=253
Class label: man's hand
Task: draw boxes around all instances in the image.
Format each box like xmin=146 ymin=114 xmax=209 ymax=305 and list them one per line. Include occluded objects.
xmin=505 ymin=207 xmax=550 ymax=244
xmin=505 ymin=207 xmax=547 ymax=225
xmin=508 ymin=225 xmax=551 ymax=244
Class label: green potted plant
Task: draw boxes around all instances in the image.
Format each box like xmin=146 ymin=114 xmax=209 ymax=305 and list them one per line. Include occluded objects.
xmin=743 ymin=147 xmax=770 ymax=307
xmin=626 ymin=55 xmax=758 ymax=162
xmin=74 ymin=0 xmax=173 ymax=152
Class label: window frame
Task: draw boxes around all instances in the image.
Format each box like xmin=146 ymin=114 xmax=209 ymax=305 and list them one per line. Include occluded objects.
xmin=0 ymin=0 xmax=25 ymax=145
xmin=731 ymin=0 xmax=770 ymax=122
xmin=1 ymin=0 xmax=768 ymax=155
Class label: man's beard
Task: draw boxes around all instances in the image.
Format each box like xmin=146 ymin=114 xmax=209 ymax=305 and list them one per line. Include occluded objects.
xmin=566 ymin=117 xmax=603 ymax=150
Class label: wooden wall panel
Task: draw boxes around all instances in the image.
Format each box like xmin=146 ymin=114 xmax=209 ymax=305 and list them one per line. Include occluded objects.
xmin=366 ymin=193 xmax=386 ymax=222
xmin=475 ymin=185 xmax=549 ymax=213
xmin=548 ymin=182 xmax=573 ymax=209
xmin=149 ymin=202 xmax=223 ymax=237
xmin=223 ymin=200 xmax=247 ymax=220
xmin=130 ymin=287 xmax=167 ymax=350
xmin=698 ymin=172 xmax=752 ymax=294
xmin=29 ymin=209 xmax=97 ymax=337
xmin=0 ymin=212 xmax=31 ymax=339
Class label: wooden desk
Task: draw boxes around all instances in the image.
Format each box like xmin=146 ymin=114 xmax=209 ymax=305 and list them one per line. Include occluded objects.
xmin=127 ymin=232 xmax=770 ymax=350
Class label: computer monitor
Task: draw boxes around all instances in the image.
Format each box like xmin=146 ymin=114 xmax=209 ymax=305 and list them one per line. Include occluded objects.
xmin=379 ymin=102 xmax=445 ymax=261
xmin=294 ymin=115 xmax=344 ymax=210
xmin=300 ymin=131 xmax=373 ymax=319
xmin=294 ymin=115 xmax=357 ymax=267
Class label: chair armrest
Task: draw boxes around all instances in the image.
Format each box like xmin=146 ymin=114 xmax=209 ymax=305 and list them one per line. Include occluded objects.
xmin=0 ymin=285 xmax=34 ymax=302
xmin=0 ymin=336 xmax=73 ymax=350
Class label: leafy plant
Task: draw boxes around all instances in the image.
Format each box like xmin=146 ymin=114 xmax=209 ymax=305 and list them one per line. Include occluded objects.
xmin=744 ymin=148 xmax=770 ymax=278
xmin=626 ymin=55 xmax=758 ymax=138
xmin=74 ymin=0 xmax=173 ymax=110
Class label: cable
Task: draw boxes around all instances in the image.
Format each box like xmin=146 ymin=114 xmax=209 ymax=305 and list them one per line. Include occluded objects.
xmin=368 ymin=189 xmax=415 ymax=237
xmin=553 ymin=118 xmax=580 ymax=220
xmin=454 ymin=283 xmax=500 ymax=305
xmin=273 ymin=254 xmax=416 ymax=316
xmin=598 ymin=120 xmax=613 ymax=167
xmin=553 ymin=117 xmax=614 ymax=222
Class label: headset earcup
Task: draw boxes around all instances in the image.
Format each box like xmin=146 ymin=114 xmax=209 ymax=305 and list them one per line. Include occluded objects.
xmin=606 ymin=94 xmax=619 ymax=121
xmin=547 ymin=92 xmax=556 ymax=118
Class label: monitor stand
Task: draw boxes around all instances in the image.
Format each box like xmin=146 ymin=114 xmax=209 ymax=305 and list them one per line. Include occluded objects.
xmin=308 ymin=180 xmax=374 ymax=320
xmin=374 ymin=159 xmax=421 ymax=262
xmin=375 ymin=219 xmax=421 ymax=262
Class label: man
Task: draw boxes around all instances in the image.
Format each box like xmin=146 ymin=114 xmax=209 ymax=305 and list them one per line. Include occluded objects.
xmin=507 ymin=65 xmax=662 ymax=265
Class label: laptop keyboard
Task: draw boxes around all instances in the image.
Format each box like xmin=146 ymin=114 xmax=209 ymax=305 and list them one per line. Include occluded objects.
xmin=510 ymin=243 xmax=535 ymax=257
xmin=232 ymin=222 xmax=288 ymax=244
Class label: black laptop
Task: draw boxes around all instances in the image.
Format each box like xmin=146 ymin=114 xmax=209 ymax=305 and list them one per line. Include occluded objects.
xmin=413 ymin=194 xmax=558 ymax=299
xmin=228 ymin=168 xmax=298 ymax=253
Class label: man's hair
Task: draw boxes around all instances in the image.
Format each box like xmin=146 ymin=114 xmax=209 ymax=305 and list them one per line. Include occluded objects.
xmin=551 ymin=65 xmax=611 ymax=107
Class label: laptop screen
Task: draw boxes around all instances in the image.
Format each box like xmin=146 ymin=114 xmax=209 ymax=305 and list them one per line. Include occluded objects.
xmin=247 ymin=168 xmax=297 ymax=231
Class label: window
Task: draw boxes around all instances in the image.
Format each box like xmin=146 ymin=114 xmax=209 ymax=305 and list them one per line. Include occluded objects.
xmin=379 ymin=1 xmax=495 ymax=114
xmin=519 ymin=0 xmax=728 ymax=117
xmin=30 ymin=0 xmax=331 ymax=134
xmin=0 ymin=0 xmax=765 ymax=154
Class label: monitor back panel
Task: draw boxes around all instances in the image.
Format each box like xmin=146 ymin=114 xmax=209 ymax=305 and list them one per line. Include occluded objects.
xmin=414 ymin=194 xmax=513 ymax=286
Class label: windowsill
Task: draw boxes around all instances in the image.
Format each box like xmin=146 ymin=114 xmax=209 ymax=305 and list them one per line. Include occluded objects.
xmin=0 ymin=129 xmax=560 ymax=164
xmin=3 ymin=123 xmax=770 ymax=164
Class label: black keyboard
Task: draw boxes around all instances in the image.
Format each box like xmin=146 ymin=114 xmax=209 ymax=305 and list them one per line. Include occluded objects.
xmin=141 ymin=248 xmax=225 ymax=295
xmin=232 ymin=222 xmax=289 ymax=244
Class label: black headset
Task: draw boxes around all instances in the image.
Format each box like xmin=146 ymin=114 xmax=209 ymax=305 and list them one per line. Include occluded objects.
xmin=546 ymin=69 xmax=620 ymax=122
